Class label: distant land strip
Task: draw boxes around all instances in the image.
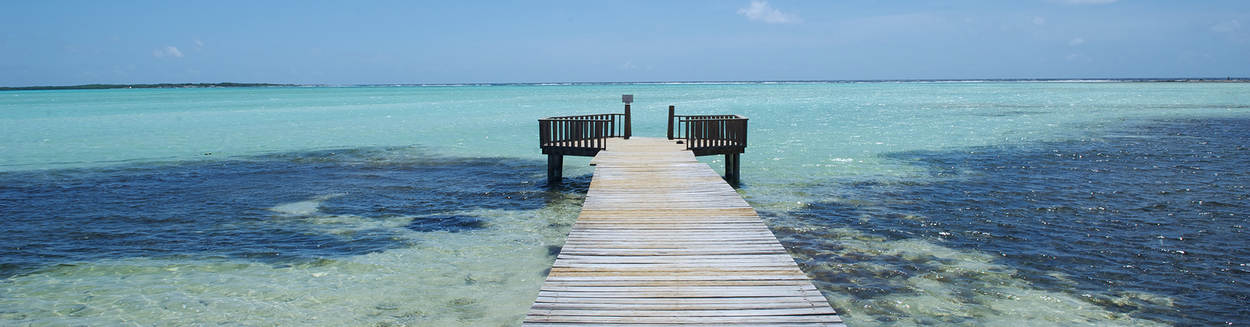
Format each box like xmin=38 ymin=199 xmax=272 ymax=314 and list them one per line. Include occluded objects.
xmin=3 ymin=78 xmax=1248 ymax=91
xmin=0 ymin=83 xmax=296 ymax=91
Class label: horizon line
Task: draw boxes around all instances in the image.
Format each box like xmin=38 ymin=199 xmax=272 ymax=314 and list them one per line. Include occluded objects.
xmin=4 ymin=77 xmax=1249 ymax=90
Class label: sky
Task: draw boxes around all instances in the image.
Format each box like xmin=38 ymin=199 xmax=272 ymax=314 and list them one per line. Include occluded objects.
xmin=1 ymin=0 xmax=1248 ymax=86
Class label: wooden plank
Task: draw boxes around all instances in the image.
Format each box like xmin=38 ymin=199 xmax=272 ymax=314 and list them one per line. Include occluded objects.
xmin=547 ymin=269 xmax=807 ymax=275
xmin=528 ymin=307 xmax=839 ymax=317
xmin=544 ymin=275 xmax=812 ymax=282
xmin=539 ymin=280 xmax=818 ymax=287
xmin=532 ymin=296 xmax=831 ymax=305
xmin=522 ymin=322 xmax=845 ymax=324
xmin=524 ymin=315 xmax=841 ymax=324
xmin=531 ymin=302 xmax=826 ymax=311
xmin=524 ymin=137 xmax=841 ymax=326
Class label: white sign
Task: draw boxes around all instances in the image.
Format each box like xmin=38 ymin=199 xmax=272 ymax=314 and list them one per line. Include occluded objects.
xmin=622 ymin=94 xmax=633 ymax=104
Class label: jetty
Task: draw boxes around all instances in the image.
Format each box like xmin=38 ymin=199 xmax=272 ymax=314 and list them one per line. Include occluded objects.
xmin=527 ymin=99 xmax=844 ymax=326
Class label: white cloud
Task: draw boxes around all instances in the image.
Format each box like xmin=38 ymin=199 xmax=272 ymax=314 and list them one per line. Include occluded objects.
xmin=152 ymin=46 xmax=183 ymax=58
xmin=1068 ymin=37 xmax=1085 ymax=46
xmin=1053 ymin=0 xmax=1117 ymax=4
xmin=193 ymin=39 xmax=205 ymax=49
xmin=1032 ymin=16 xmax=1046 ymax=25
xmin=737 ymin=1 xmax=801 ymax=24
xmin=1211 ymin=20 xmax=1241 ymax=33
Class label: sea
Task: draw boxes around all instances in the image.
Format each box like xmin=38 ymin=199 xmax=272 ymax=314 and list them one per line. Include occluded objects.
xmin=0 ymin=82 xmax=1247 ymax=326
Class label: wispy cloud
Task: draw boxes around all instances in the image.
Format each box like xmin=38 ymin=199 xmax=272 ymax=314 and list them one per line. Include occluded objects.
xmin=1068 ymin=37 xmax=1086 ymax=46
xmin=1210 ymin=19 xmax=1247 ymax=43
xmin=1052 ymin=0 xmax=1117 ymax=5
xmin=737 ymin=1 xmax=801 ymax=24
xmin=152 ymin=46 xmax=183 ymax=58
xmin=1211 ymin=19 xmax=1241 ymax=33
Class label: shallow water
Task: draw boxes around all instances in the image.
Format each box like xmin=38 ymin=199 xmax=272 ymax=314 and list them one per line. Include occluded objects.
xmin=2 ymin=82 xmax=1248 ymax=325
xmin=1 ymin=147 xmax=559 ymax=275
xmin=0 ymin=147 xmax=589 ymax=325
xmin=767 ymin=118 xmax=1249 ymax=325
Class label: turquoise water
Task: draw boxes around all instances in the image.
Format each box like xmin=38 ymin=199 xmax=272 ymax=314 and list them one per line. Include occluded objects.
xmin=1 ymin=82 xmax=1248 ymax=325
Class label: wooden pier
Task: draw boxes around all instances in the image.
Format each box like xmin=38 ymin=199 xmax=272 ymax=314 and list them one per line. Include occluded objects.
xmin=529 ymin=105 xmax=843 ymax=326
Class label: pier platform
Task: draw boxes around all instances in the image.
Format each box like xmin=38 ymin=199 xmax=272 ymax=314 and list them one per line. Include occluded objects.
xmin=524 ymin=137 xmax=844 ymax=326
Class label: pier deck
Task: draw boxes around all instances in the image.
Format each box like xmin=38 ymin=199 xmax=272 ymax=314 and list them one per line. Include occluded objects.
xmin=525 ymin=137 xmax=844 ymax=326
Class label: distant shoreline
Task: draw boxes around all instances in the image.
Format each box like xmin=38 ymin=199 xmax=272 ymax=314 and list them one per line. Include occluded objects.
xmin=0 ymin=83 xmax=296 ymax=91
xmin=2 ymin=78 xmax=1247 ymax=91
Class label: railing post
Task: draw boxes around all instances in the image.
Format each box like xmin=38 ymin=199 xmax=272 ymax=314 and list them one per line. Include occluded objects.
xmin=741 ymin=118 xmax=748 ymax=148
xmin=692 ymin=120 xmax=699 ymax=148
xmin=623 ymin=104 xmax=631 ymax=139
xmin=725 ymin=152 xmax=740 ymax=185
xmin=539 ymin=120 xmax=547 ymax=147
xmin=667 ymin=105 xmax=675 ymax=140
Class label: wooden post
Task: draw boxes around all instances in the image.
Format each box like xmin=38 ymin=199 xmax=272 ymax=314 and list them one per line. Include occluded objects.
xmin=725 ymin=153 xmax=740 ymax=186
xmin=623 ymin=104 xmax=631 ymax=139
xmin=667 ymin=105 xmax=675 ymax=140
xmin=547 ymin=153 xmax=564 ymax=184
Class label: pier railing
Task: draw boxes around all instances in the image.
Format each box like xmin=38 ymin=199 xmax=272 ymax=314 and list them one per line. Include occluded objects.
xmin=667 ymin=106 xmax=747 ymax=156
xmin=666 ymin=106 xmax=747 ymax=184
xmin=681 ymin=115 xmax=748 ymax=155
xmin=538 ymin=103 xmax=745 ymax=185
xmin=539 ymin=109 xmax=631 ymax=183
xmin=539 ymin=113 xmax=625 ymax=156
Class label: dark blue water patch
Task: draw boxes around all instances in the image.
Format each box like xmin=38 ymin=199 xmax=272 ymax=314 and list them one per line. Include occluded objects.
xmin=406 ymin=214 xmax=485 ymax=233
xmin=0 ymin=147 xmax=586 ymax=277
xmin=780 ymin=118 xmax=1249 ymax=325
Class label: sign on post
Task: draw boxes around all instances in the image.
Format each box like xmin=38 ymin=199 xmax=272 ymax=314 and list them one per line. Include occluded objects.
xmin=622 ymin=94 xmax=633 ymax=104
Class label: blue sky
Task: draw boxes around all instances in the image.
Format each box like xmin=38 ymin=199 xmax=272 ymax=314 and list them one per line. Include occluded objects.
xmin=1 ymin=0 xmax=1247 ymax=86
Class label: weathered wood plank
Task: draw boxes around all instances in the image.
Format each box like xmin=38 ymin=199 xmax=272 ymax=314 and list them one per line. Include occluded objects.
xmin=548 ymin=266 xmax=806 ymax=272
xmin=530 ymin=302 xmax=825 ymax=311
xmin=527 ymin=307 xmax=839 ymax=317
xmin=524 ymin=315 xmax=842 ymax=324
xmin=544 ymin=275 xmax=812 ymax=282
xmin=532 ymin=296 xmax=831 ymax=305
xmin=539 ymin=280 xmax=818 ymax=287
xmin=522 ymin=322 xmax=845 ymax=324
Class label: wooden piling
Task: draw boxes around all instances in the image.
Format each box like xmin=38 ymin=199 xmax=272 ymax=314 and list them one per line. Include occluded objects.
xmin=725 ymin=152 xmax=740 ymax=185
xmin=547 ymin=153 xmax=563 ymax=184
